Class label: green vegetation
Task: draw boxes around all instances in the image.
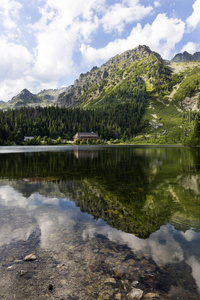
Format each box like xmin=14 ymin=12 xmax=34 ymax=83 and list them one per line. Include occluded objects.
xmin=1 ymin=46 xmax=200 ymax=146
xmin=174 ymin=71 xmax=200 ymax=103
xmin=184 ymin=117 xmax=200 ymax=146
xmin=0 ymin=101 xmax=147 ymax=145
xmin=0 ymin=101 xmax=199 ymax=146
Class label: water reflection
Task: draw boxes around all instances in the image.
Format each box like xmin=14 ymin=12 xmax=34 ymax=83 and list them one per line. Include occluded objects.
xmin=0 ymin=146 xmax=200 ymax=299
xmin=0 ymin=146 xmax=200 ymax=236
xmin=74 ymin=149 xmax=99 ymax=159
xmin=0 ymin=182 xmax=200 ymax=298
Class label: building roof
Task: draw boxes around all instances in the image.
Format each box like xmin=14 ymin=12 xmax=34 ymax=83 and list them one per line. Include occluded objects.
xmin=24 ymin=136 xmax=34 ymax=141
xmin=73 ymin=132 xmax=99 ymax=139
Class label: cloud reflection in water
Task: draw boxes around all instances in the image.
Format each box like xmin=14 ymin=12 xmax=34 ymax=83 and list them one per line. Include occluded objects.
xmin=0 ymin=184 xmax=200 ymax=291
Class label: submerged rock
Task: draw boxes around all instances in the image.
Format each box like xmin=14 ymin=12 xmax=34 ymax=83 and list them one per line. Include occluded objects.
xmin=144 ymin=292 xmax=160 ymax=299
xmin=13 ymin=260 xmax=23 ymax=264
xmin=114 ymin=293 xmax=122 ymax=300
xmin=20 ymin=270 xmax=27 ymax=277
xmin=7 ymin=266 xmax=15 ymax=271
xmin=56 ymin=264 xmax=65 ymax=272
xmin=127 ymin=288 xmax=144 ymax=299
xmin=114 ymin=268 xmax=124 ymax=278
xmin=23 ymin=254 xmax=37 ymax=261
xmin=105 ymin=278 xmax=116 ymax=284
xmin=132 ymin=281 xmax=139 ymax=287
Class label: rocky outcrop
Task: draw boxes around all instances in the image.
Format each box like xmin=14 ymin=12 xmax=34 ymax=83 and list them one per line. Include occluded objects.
xmin=171 ymin=51 xmax=200 ymax=62
xmin=57 ymin=45 xmax=163 ymax=108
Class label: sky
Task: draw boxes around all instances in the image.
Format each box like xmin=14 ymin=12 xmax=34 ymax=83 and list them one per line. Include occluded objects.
xmin=0 ymin=0 xmax=200 ymax=101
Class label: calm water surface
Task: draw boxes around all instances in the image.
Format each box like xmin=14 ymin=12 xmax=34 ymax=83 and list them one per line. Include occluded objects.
xmin=0 ymin=145 xmax=199 ymax=299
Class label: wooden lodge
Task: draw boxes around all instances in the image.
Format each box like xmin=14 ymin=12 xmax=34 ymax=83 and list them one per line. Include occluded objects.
xmin=24 ymin=136 xmax=34 ymax=142
xmin=73 ymin=132 xmax=99 ymax=141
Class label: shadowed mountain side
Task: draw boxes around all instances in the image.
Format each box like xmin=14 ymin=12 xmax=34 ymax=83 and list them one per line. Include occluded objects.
xmin=171 ymin=51 xmax=200 ymax=62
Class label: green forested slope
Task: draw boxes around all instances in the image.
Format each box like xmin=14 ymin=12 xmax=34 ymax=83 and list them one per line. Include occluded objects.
xmin=0 ymin=104 xmax=148 ymax=144
xmin=0 ymin=45 xmax=200 ymax=145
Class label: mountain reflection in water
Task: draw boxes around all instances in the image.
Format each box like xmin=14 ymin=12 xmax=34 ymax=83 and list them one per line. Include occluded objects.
xmin=0 ymin=145 xmax=199 ymax=299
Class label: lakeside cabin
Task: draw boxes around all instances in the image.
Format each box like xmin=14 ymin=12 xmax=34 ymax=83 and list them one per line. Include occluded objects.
xmin=73 ymin=132 xmax=99 ymax=142
xmin=24 ymin=136 xmax=34 ymax=142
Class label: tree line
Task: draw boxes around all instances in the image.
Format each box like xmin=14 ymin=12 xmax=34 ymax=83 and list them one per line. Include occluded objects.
xmin=0 ymin=101 xmax=147 ymax=145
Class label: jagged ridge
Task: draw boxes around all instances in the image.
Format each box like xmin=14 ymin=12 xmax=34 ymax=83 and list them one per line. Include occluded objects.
xmin=57 ymin=45 xmax=168 ymax=109
xmin=171 ymin=51 xmax=200 ymax=62
xmin=0 ymin=87 xmax=68 ymax=110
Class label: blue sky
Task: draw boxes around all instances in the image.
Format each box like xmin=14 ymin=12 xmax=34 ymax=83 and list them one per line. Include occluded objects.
xmin=0 ymin=0 xmax=200 ymax=101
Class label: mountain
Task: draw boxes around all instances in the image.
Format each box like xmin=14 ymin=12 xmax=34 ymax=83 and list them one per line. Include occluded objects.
xmin=171 ymin=51 xmax=200 ymax=62
xmin=10 ymin=88 xmax=42 ymax=108
xmin=36 ymin=87 xmax=69 ymax=106
xmin=55 ymin=45 xmax=200 ymax=144
xmin=1 ymin=45 xmax=200 ymax=113
xmin=56 ymin=45 xmax=200 ymax=113
xmin=0 ymin=45 xmax=200 ymax=145
xmin=57 ymin=45 xmax=167 ymax=109
xmin=0 ymin=87 xmax=68 ymax=110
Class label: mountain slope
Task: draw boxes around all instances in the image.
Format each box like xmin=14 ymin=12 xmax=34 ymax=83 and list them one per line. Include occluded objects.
xmin=0 ymin=87 xmax=68 ymax=110
xmin=55 ymin=45 xmax=200 ymax=142
xmin=10 ymin=89 xmax=42 ymax=108
xmin=0 ymin=45 xmax=200 ymax=145
xmin=56 ymin=46 xmax=200 ymax=114
xmin=57 ymin=45 xmax=171 ymax=109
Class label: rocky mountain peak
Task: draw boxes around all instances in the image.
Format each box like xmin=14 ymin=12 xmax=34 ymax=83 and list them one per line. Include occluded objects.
xmin=11 ymin=88 xmax=35 ymax=101
xmin=57 ymin=45 xmax=165 ymax=108
xmin=171 ymin=51 xmax=200 ymax=62
xmin=18 ymin=89 xmax=33 ymax=99
xmin=103 ymin=45 xmax=162 ymax=69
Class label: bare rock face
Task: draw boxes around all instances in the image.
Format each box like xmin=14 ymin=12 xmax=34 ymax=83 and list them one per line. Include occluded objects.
xmin=193 ymin=52 xmax=200 ymax=60
xmin=181 ymin=93 xmax=200 ymax=111
xmin=172 ymin=51 xmax=200 ymax=62
xmin=102 ymin=70 xmax=109 ymax=79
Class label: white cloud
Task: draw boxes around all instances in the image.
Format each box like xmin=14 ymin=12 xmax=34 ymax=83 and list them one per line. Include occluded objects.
xmin=101 ymin=0 xmax=153 ymax=33
xmin=0 ymin=39 xmax=33 ymax=79
xmin=186 ymin=0 xmax=200 ymax=31
xmin=29 ymin=0 xmax=155 ymax=86
xmin=82 ymin=223 xmax=185 ymax=266
xmin=0 ymin=185 xmax=59 ymax=210
xmin=154 ymin=1 xmax=161 ymax=8
xmin=0 ymin=38 xmax=34 ymax=100
xmin=81 ymin=13 xmax=185 ymax=65
xmin=33 ymin=29 xmax=75 ymax=81
xmin=0 ymin=0 xmax=105 ymax=100
xmin=187 ymin=256 xmax=200 ymax=292
xmin=0 ymin=77 xmax=34 ymax=102
xmin=0 ymin=185 xmax=34 ymax=209
xmin=181 ymin=42 xmax=199 ymax=54
xmin=0 ymin=0 xmax=22 ymax=30
xmin=30 ymin=0 xmax=103 ymax=83
xmin=181 ymin=229 xmax=199 ymax=242
xmin=0 ymin=0 xmax=191 ymax=101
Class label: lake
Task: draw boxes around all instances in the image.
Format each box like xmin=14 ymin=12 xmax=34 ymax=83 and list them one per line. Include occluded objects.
xmin=0 ymin=145 xmax=199 ymax=299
